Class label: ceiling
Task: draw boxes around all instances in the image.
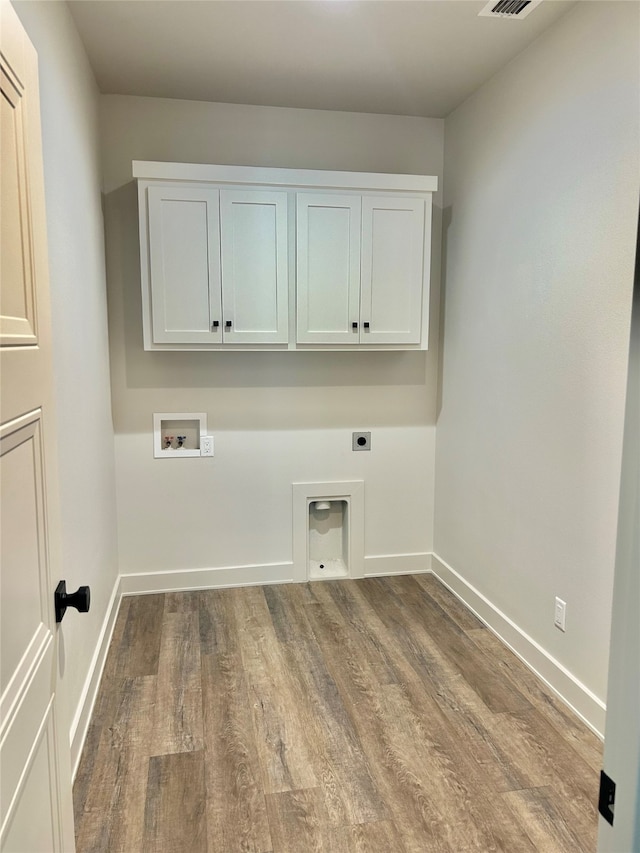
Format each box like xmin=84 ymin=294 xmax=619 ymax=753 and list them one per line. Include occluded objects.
xmin=67 ymin=0 xmax=576 ymax=118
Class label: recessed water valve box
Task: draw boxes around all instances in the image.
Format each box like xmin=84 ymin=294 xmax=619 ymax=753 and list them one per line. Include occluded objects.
xmin=153 ymin=412 xmax=208 ymax=458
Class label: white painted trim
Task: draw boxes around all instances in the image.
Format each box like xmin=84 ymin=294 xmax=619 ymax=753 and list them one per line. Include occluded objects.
xmin=430 ymin=553 xmax=606 ymax=738
xmin=118 ymin=551 xmax=433 ymax=596
xmin=133 ymin=161 xmax=438 ymax=193
xmin=364 ymin=552 xmax=432 ymax=576
xmin=69 ymin=574 xmax=122 ymax=779
xmin=119 ymin=562 xmax=295 ymax=596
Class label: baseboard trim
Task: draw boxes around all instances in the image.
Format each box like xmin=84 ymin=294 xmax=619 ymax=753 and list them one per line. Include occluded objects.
xmin=69 ymin=574 xmax=122 ymax=779
xmin=119 ymin=561 xmax=295 ymax=596
xmin=430 ymin=553 xmax=606 ymax=738
xmin=364 ymin=552 xmax=432 ymax=577
xmin=119 ymin=553 xmax=433 ymax=593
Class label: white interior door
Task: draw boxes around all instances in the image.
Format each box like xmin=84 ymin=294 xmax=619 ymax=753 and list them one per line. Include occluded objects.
xmin=147 ymin=184 xmax=222 ymax=344
xmin=220 ymin=189 xmax=289 ymax=344
xmin=0 ymin=3 xmax=75 ymax=851
xmin=360 ymin=196 xmax=426 ymax=345
xmin=597 ymin=221 xmax=640 ymax=853
xmin=296 ymin=193 xmax=361 ymax=344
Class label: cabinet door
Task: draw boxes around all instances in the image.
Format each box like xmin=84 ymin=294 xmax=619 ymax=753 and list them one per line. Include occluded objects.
xmin=361 ymin=196 xmax=426 ymax=345
xmin=220 ymin=190 xmax=289 ymax=344
xmin=147 ymin=185 xmax=222 ymax=344
xmin=296 ymin=194 xmax=361 ymax=344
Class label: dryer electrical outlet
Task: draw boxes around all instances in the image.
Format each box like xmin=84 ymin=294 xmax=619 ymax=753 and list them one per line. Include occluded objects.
xmin=352 ymin=432 xmax=371 ymax=451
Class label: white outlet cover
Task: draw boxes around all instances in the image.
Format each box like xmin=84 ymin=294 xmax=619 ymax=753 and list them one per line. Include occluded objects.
xmin=554 ymin=597 xmax=567 ymax=632
xmin=200 ymin=436 xmax=214 ymax=457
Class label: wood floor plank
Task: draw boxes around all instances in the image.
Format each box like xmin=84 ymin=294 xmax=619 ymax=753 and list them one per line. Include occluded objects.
xmin=73 ymin=596 xmax=132 ymax=817
xmin=304 ymin=589 xmax=537 ymax=853
xmin=165 ymin=590 xmax=200 ymax=613
xmin=377 ymin=576 xmax=532 ymax=714
xmin=264 ymin=584 xmax=387 ymax=827
xmin=120 ymin=593 xmax=165 ymax=677
xmin=232 ymin=586 xmax=318 ymax=794
xmin=338 ymin=579 xmax=552 ymax=795
xmin=467 ymin=626 xmax=603 ymax=773
xmin=316 ymin=581 xmax=399 ymax=686
xmin=143 ymin=751 xmax=207 ymax=853
xmin=150 ymin=610 xmax=203 ymax=756
xmin=74 ymin=576 xmax=601 ymax=853
xmin=376 ymin=683 xmax=538 ymax=853
xmin=199 ymin=589 xmax=273 ymax=853
xmin=265 ymin=788 xmax=333 ymax=853
xmin=76 ymin=675 xmax=156 ymax=853
xmin=500 ymin=708 xmax=601 ymax=852
xmin=501 ymin=785 xmax=592 ymax=853
xmin=331 ymin=820 xmax=407 ymax=853
xmin=411 ymin=573 xmax=485 ymax=633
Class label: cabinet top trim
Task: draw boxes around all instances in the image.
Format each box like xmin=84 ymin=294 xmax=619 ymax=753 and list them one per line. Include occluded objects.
xmin=132 ymin=160 xmax=438 ymax=194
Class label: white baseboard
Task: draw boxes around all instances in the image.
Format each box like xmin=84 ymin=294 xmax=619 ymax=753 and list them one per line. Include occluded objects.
xmin=69 ymin=574 xmax=122 ymax=779
xmin=430 ymin=553 xmax=606 ymax=739
xmin=119 ymin=561 xmax=295 ymax=596
xmin=119 ymin=552 xmax=432 ymax=594
xmin=364 ymin=552 xmax=432 ymax=577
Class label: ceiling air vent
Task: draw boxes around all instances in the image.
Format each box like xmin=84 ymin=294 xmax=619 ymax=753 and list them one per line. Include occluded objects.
xmin=479 ymin=0 xmax=542 ymax=19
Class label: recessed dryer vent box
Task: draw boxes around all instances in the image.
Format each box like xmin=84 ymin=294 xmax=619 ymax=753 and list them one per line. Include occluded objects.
xmin=153 ymin=412 xmax=207 ymax=458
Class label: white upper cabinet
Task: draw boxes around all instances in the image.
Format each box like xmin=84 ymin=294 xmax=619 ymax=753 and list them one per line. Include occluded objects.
xmin=360 ymin=196 xmax=427 ymax=345
xmin=296 ymin=194 xmax=362 ymax=345
xmin=143 ymin=183 xmax=289 ymax=347
xmin=147 ymin=185 xmax=222 ymax=345
xmin=296 ymin=193 xmax=429 ymax=346
xmin=220 ymin=190 xmax=289 ymax=344
xmin=136 ymin=162 xmax=437 ymax=350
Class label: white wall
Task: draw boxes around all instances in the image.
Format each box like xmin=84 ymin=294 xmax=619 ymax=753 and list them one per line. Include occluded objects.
xmin=12 ymin=0 xmax=119 ymax=755
xmin=435 ymin=0 xmax=639 ymax=729
xmin=101 ymin=96 xmax=444 ymax=583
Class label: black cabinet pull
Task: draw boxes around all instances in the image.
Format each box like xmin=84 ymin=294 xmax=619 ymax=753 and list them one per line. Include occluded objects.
xmin=352 ymin=322 xmax=358 ymax=330
xmin=55 ymin=580 xmax=91 ymax=623
xmin=225 ymin=320 xmax=232 ymax=329
xmin=212 ymin=320 xmax=219 ymax=329
xmin=363 ymin=322 xmax=370 ymax=330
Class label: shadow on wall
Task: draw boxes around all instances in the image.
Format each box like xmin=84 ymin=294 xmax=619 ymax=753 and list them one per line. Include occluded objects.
xmin=104 ymin=182 xmax=442 ymax=430
xmin=436 ymin=205 xmax=453 ymax=423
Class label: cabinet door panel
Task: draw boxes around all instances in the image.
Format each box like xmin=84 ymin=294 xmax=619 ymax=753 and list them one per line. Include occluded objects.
xmin=296 ymin=194 xmax=361 ymax=344
xmin=361 ymin=196 xmax=425 ymax=345
xmin=220 ymin=190 xmax=288 ymax=343
xmin=148 ymin=186 xmax=221 ymax=344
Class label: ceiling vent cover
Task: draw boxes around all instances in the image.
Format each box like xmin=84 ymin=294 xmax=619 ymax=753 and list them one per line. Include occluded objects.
xmin=479 ymin=0 xmax=542 ymax=19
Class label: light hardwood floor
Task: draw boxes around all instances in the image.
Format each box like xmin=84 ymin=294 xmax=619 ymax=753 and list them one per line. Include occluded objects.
xmin=73 ymin=575 xmax=603 ymax=852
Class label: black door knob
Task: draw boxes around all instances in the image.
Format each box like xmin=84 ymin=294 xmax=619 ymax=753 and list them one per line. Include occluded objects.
xmin=55 ymin=580 xmax=91 ymax=623
xmin=225 ymin=320 xmax=232 ymax=328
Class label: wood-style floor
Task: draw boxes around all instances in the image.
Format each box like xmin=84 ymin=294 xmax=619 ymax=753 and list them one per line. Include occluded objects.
xmin=73 ymin=575 xmax=603 ymax=852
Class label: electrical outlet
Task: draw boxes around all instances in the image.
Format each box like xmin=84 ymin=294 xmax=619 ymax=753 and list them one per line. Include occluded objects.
xmin=352 ymin=432 xmax=371 ymax=451
xmin=200 ymin=435 xmax=214 ymax=457
xmin=554 ymin=597 xmax=567 ymax=632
